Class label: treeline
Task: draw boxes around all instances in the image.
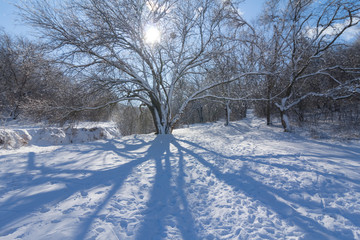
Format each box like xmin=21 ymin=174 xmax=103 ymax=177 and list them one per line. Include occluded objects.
xmin=0 ymin=32 xmax=116 ymax=123
xmin=254 ymin=40 xmax=360 ymax=131
xmin=0 ymin=32 xmax=248 ymax=133
xmin=1 ymin=29 xmax=359 ymax=135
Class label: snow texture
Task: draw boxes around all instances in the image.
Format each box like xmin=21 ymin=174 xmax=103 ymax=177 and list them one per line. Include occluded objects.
xmin=0 ymin=122 xmax=121 ymax=149
xmin=1 ymin=111 xmax=360 ymax=239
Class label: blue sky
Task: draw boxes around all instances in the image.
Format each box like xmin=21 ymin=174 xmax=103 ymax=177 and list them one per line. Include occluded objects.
xmin=1 ymin=0 xmax=359 ymax=41
xmin=0 ymin=0 xmax=265 ymax=37
xmin=0 ymin=0 xmax=33 ymax=36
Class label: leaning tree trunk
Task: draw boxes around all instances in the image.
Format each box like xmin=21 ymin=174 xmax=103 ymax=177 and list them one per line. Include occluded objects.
xmin=277 ymin=83 xmax=293 ymax=132
xmin=280 ymin=110 xmax=291 ymax=132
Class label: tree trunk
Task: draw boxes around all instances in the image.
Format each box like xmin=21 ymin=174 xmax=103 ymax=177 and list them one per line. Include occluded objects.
xmin=225 ymin=100 xmax=231 ymax=126
xmin=280 ymin=110 xmax=291 ymax=132
xmin=10 ymin=105 xmax=20 ymax=120
xmin=197 ymin=105 xmax=204 ymax=123
xmin=148 ymin=105 xmax=172 ymax=134
xmin=266 ymin=76 xmax=273 ymax=126
xmin=266 ymin=99 xmax=271 ymax=126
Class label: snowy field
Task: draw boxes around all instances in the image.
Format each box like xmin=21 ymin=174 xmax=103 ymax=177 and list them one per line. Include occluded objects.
xmin=1 ymin=112 xmax=360 ymax=240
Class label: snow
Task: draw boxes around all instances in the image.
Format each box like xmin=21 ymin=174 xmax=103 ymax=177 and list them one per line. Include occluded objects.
xmin=0 ymin=122 xmax=121 ymax=149
xmin=1 ymin=111 xmax=360 ymax=239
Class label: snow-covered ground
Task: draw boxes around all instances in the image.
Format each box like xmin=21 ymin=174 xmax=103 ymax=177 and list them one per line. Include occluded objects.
xmin=1 ymin=111 xmax=360 ymax=239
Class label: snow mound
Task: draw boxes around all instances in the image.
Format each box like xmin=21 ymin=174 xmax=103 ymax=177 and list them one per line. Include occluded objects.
xmin=0 ymin=129 xmax=32 ymax=149
xmin=0 ymin=123 xmax=121 ymax=149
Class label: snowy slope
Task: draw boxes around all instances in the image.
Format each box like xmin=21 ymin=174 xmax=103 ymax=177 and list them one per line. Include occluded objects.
xmin=1 ymin=111 xmax=360 ymax=239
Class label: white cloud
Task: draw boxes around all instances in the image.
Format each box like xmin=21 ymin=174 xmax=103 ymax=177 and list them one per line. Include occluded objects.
xmin=342 ymin=25 xmax=360 ymax=41
xmin=305 ymin=19 xmax=360 ymax=42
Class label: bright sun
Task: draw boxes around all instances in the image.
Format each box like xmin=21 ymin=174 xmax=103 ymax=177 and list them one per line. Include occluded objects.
xmin=144 ymin=26 xmax=161 ymax=45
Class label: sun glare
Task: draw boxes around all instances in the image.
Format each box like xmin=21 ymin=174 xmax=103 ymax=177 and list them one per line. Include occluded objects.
xmin=144 ymin=26 xmax=161 ymax=45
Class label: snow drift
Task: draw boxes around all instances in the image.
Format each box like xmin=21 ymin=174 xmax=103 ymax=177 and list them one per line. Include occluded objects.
xmin=0 ymin=123 xmax=121 ymax=149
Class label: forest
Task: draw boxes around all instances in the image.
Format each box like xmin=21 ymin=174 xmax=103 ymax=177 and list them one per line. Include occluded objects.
xmin=1 ymin=0 xmax=360 ymax=136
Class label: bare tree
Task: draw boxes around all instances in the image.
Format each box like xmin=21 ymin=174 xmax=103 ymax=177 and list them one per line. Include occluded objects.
xmin=0 ymin=30 xmax=116 ymax=123
xmin=205 ymin=52 xmax=243 ymax=126
xmin=19 ymin=0 xmax=260 ymax=134
xmin=257 ymin=0 xmax=360 ymax=131
xmin=254 ymin=0 xmax=288 ymax=125
xmin=0 ymin=32 xmax=51 ymax=120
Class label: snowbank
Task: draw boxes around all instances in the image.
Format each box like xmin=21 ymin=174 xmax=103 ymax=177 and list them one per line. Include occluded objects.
xmin=0 ymin=129 xmax=32 ymax=149
xmin=0 ymin=123 xmax=121 ymax=149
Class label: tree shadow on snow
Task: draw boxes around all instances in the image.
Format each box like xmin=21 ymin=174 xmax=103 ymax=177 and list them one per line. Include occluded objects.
xmin=135 ymin=135 xmax=198 ymax=240
xmin=0 ymin=136 xmax=198 ymax=239
xmin=0 ymin=137 xmax=154 ymax=238
xmin=174 ymin=138 xmax=360 ymax=240
xmin=1 ymin=133 xmax=360 ymax=239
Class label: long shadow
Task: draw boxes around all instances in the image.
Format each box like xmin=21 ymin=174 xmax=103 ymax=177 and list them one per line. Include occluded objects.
xmin=177 ymin=138 xmax=360 ymax=188
xmin=0 ymin=137 xmax=156 ymax=238
xmin=135 ymin=135 xmax=198 ymax=240
xmin=135 ymin=136 xmax=173 ymax=239
xmin=176 ymin=137 xmax=360 ymax=228
xmin=1 ymin=135 xmax=199 ymax=239
xmin=3 ymin=131 xmax=357 ymax=239
xmin=75 ymin=136 xmax=172 ymax=240
xmin=173 ymin=140 xmax=198 ymax=239
xmin=174 ymin=138 xmax=356 ymax=240
xmin=74 ymin=137 xmax=150 ymax=160
xmin=230 ymin=120 xmax=360 ymax=160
